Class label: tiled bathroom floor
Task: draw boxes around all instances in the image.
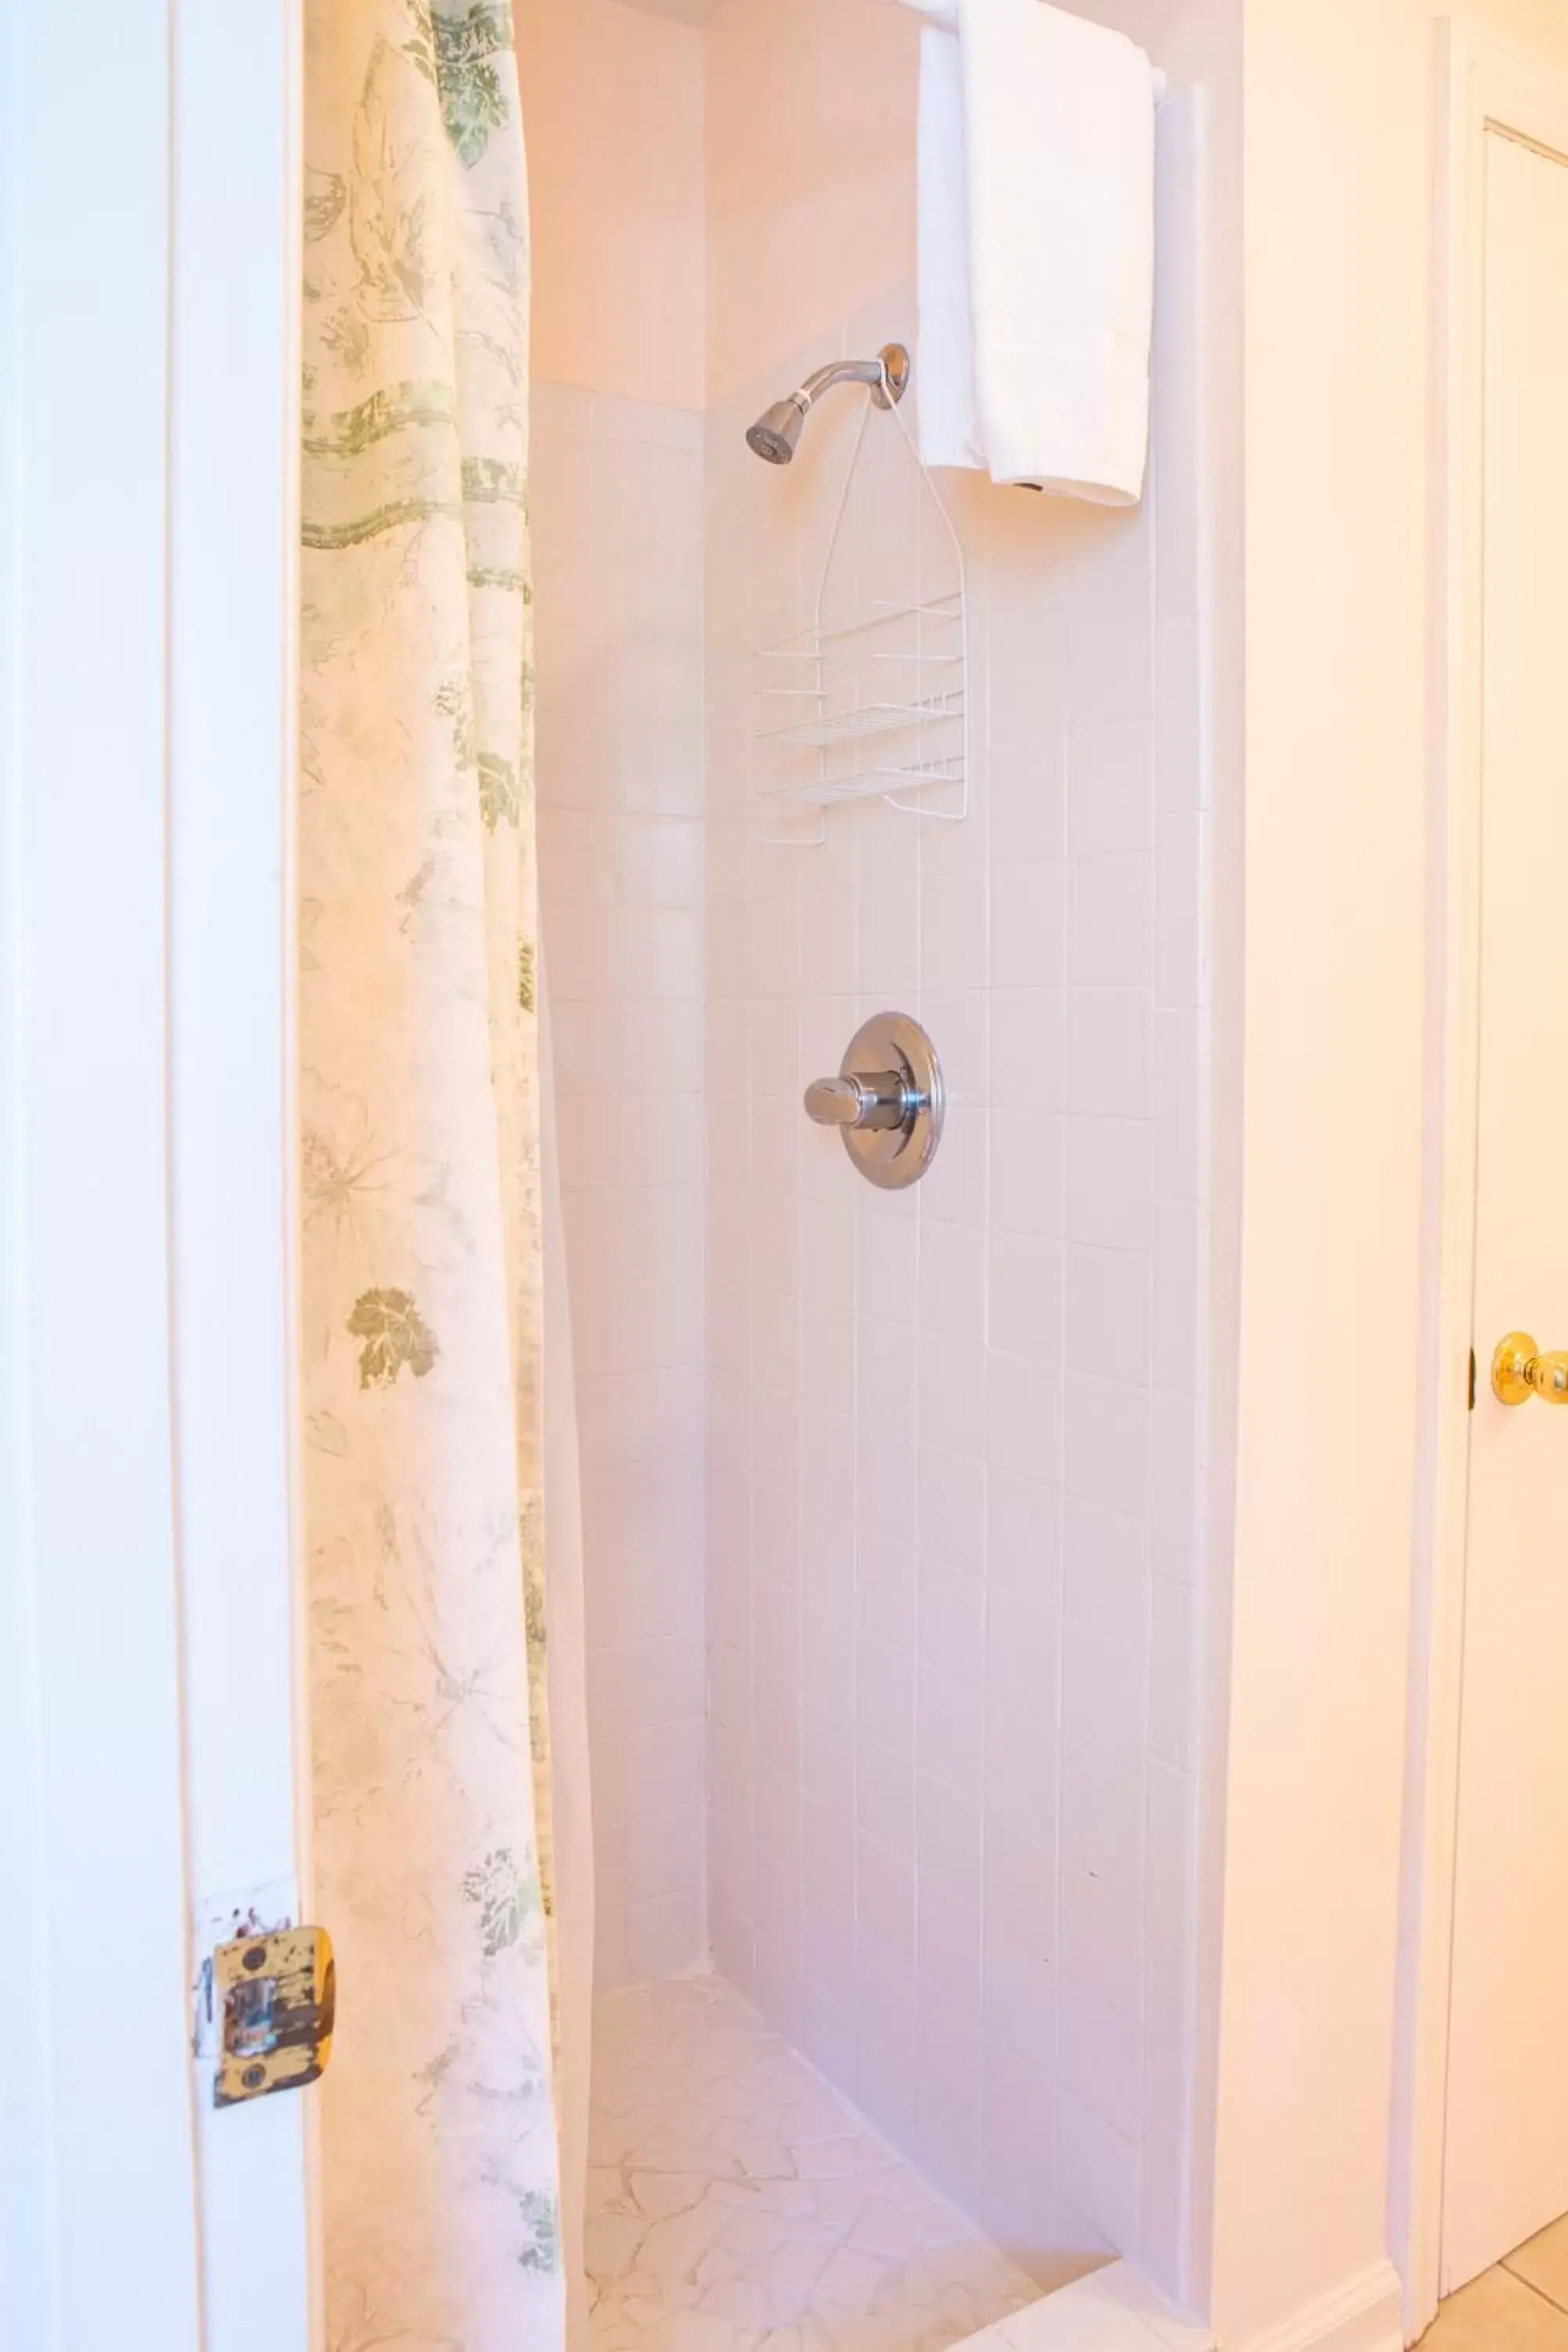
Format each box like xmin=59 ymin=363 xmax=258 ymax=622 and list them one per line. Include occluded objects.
xmin=586 ymin=1976 xmax=1040 ymax=2352
xmin=1423 ymin=2219 xmax=1568 ymax=2348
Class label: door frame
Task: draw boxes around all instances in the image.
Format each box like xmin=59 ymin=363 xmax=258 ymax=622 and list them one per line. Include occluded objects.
xmin=0 ymin=2 xmax=314 ymax=2344
xmin=1392 ymin=20 xmax=1568 ymax=2344
xmin=172 ymin=0 xmax=318 ymax=2339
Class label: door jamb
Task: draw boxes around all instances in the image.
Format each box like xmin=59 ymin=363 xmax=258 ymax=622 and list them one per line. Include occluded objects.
xmin=1394 ymin=21 xmax=1568 ymax=2343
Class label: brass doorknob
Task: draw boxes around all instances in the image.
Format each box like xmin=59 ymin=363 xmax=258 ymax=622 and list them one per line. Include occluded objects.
xmin=1492 ymin=1332 xmax=1568 ymax=1406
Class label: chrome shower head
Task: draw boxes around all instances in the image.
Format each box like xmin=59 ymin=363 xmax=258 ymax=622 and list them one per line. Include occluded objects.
xmin=746 ymin=395 xmax=809 ymax=466
xmin=744 ymin=343 xmax=911 ymax=466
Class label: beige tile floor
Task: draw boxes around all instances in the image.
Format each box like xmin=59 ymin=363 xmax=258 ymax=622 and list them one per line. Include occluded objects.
xmin=1423 ymin=2218 xmax=1568 ymax=2348
xmin=585 ymin=1976 xmax=1040 ymax=2352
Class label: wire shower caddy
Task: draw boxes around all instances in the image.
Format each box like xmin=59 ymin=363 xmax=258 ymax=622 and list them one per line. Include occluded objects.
xmin=753 ymin=373 xmax=970 ymax=842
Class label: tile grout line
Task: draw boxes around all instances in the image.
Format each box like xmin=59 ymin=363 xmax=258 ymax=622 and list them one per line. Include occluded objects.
xmin=1500 ymin=2259 xmax=1568 ymax=2323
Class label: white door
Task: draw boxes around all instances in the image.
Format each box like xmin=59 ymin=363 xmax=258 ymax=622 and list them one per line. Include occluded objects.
xmin=1443 ymin=119 xmax=1568 ymax=2294
xmin=0 ymin=5 xmax=314 ymax=2348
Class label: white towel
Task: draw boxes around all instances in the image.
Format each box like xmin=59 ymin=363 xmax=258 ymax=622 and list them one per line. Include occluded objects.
xmin=916 ymin=0 xmax=1156 ymax=505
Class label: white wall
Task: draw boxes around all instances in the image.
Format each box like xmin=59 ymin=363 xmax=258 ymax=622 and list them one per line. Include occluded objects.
xmin=524 ymin=0 xmax=712 ymax=2001
xmin=699 ymin=0 xmax=1224 ymax=2303
xmin=535 ymin=379 xmax=710 ymax=1989
xmin=1208 ymin=4 xmax=1568 ymax=2348
xmin=519 ymin=0 xmax=706 ymax=409
xmin=703 ymin=169 xmax=1210 ymax=2311
xmin=705 ymin=0 xmax=917 ymax=405
xmin=0 ymin=22 xmax=55 ymax=2334
xmin=530 ymin=0 xmax=1234 ymax=2311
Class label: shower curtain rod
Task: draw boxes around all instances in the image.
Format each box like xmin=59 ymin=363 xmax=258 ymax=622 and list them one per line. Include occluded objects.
xmin=888 ymin=0 xmax=1168 ymax=100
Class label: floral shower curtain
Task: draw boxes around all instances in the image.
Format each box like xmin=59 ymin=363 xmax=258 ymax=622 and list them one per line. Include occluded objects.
xmin=299 ymin=3 xmax=588 ymax=2342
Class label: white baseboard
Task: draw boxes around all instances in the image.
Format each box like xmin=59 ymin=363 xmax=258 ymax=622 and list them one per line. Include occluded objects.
xmin=953 ymin=2256 xmax=1403 ymax=2352
xmin=1233 ymin=2261 xmax=1406 ymax=2352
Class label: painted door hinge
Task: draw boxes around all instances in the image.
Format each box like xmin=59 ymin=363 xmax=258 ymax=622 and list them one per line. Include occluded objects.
xmin=211 ymin=1923 xmax=336 ymax=2108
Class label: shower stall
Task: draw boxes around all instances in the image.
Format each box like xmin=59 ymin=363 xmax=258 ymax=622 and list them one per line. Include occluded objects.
xmin=30 ymin=3 xmax=1568 ymax=2347
xmin=522 ymin=0 xmax=1213 ymax=2341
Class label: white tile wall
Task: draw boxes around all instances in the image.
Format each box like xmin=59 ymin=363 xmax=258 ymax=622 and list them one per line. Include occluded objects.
xmin=533 ymin=93 xmax=1209 ymax=2318
xmin=702 ymin=100 xmax=1209 ymax=2308
xmin=534 ymin=379 xmax=709 ymax=1991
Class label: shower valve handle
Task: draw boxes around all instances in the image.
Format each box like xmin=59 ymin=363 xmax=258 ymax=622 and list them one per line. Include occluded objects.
xmin=804 ymin=1071 xmax=919 ymax=1134
xmin=802 ymin=1014 xmax=944 ymax=1192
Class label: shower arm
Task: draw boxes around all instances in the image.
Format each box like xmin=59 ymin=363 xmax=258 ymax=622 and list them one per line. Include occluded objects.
xmin=746 ymin=343 xmax=913 ymax=464
xmin=790 ymin=351 xmax=909 ymax=421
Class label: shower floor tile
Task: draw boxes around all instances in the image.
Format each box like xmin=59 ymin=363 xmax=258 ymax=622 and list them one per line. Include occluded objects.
xmin=586 ymin=1974 xmax=1038 ymax=2352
